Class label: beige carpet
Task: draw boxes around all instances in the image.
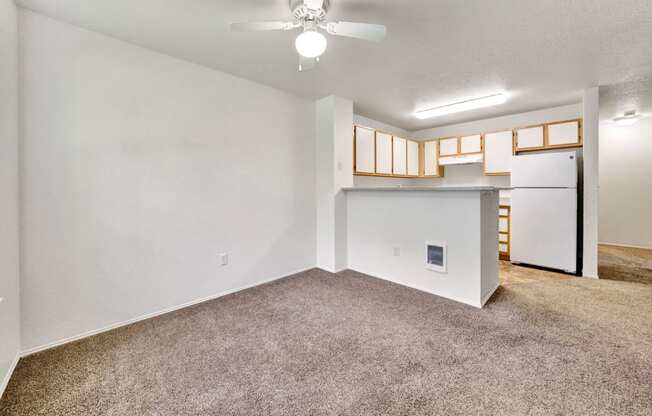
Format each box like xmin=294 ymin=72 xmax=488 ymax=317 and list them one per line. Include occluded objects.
xmin=1 ymin=267 xmax=651 ymax=415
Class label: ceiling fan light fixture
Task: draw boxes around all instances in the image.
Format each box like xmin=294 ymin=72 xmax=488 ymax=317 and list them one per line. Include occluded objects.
xmin=295 ymin=30 xmax=327 ymax=58
xmin=231 ymin=1 xmax=385 ymax=71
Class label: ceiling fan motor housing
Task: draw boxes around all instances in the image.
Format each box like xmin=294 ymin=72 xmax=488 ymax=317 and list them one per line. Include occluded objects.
xmin=290 ymin=0 xmax=330 ymax=22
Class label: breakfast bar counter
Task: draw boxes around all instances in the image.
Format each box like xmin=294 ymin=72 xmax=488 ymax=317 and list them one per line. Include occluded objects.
xmin=342 ymin=186 xmax=501 ymax=307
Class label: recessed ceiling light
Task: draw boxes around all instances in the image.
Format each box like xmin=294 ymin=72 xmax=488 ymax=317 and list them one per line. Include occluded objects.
xmin=613 ymin=110 xmax=640 ymax=127
xmin=415 ymin=93 xmax=508 ymax=120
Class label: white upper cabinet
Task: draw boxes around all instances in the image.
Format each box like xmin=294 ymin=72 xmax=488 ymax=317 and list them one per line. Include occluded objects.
xmin=354 ymin=126 xmax=375 ymax=174
xmin=376 ymin=132 xmax=393 ymax=174
xmin=393 ymin=137 xmax=407 ymax=175
xmin=423 ymin=141 xmax=443 ymax=177
xmin=484 ymin=130 xmax=513 ymax=175
xmin=515 ymin=126 xmax=544 ymax=150
xmin=547 ymin=120 xmax=581 ymax=147
xmin=460 ymin=135 xmax=482 ymax=154
xmin=439 ymin=137 xmax=458 ymax=156
xmin=354 ymin=118 xmax=581 ymax=179
xmin=353 ymin=125 xmax=436 ymax=178
xmin=515 ymin=120 xmax=581 ymax=152
xmin=407 ymin=140 xmax=419 ymax=176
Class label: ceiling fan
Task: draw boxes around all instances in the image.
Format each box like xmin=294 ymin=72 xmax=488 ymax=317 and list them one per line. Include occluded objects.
xmin=230 ymin=0 xmax=387 ymax=71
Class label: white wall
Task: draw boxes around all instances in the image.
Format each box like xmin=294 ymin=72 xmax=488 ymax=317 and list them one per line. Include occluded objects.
xmin=316 ymin=96 xmax=353 ymax=272
xmin=333 ymin=99 xmax=354 ymax=272
xmin=19 ymin=11 xmax=316 ymax=352
xmin=354 ymin=114 xmax=411 ymax=138
xmin=0 ymin=0 xmax=21 ymax=396
xmin=599 ymin=118 xmax=652 ymax=249
xmin=347 ymin=190 xmax=498 ymax=308
xmin=412 ymin=104 xmax=582 ymax=140
xmin=411 ymin=104 xmax=582 ymax=190
xmin=316 ymin=98 xmax=336 ymax=271
xmin=352 ymin=105 xmax=584 ymax=196
xmin=582 ymin=88 xmax=599 ymax=278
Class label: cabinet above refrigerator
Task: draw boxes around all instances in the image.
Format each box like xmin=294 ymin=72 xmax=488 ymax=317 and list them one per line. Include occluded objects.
xmin=511 ymin=151 xmax=578 ymax=189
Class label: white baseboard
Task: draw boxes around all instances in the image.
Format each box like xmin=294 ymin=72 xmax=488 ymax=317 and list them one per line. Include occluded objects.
xmin=480 ymin=284 xmax=500 ymax=307
xmin=0 ymin=352 xmax=20 ymax=400
xmin=315 ymin=266 xmax=349 ymax=274
xmin=348 ymin=266 xmax=482 ymax=308
xmin=21 ymin=266 xmax=315 ymax=357
xmin=599 ymin=241 xmax=652 ymax=250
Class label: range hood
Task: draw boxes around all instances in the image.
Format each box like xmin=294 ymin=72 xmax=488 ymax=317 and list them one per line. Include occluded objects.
xmin=439 ymin=154 xmax=484 ymax=166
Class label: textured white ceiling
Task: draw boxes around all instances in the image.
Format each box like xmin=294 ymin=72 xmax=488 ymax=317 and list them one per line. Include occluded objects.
xmin=600 ymin=73 xmax=652 ymax=121
xmin=16 ymin=0 xmax=652 ymax=130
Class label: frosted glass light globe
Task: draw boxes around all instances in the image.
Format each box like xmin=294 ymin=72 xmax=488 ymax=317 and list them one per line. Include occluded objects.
xmin=295 ymin=30 xmax=327 ymax=58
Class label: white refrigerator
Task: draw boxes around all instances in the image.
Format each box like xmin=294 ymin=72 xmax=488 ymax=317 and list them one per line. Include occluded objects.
xmin=511 ymin=151 xmax=578 ymax=273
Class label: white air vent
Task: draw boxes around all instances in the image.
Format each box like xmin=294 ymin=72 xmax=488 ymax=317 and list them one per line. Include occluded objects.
xmin=425 ymin=241 xmax=447 ymax=273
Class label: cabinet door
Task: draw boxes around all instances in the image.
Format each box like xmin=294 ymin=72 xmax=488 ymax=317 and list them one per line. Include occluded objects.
xmin=484 ymin=130 xmax=513 ymax=175
xmin=439 ymin=137 xmax=458 ymax=156
xmin=354 ymin=126 xmax=375 ymax=174
xmin=548 ymin=120 xmax=580 ymax=147
xmin=407 ymin=140 xmax=419 ymax=176
xmin=460 ymin=135 xmax=482 ymax=154
xmin=423 ymin=141 xmax=442 ymax=177
xmin=375 ymin=132 xmax=393 ymax=174
xmin=515 ymin=126 xmax=544 ymax=150
xmin=393 ymin=137 xmax=407 ymax=175
xmin=499 ymin=217 xmax=509 ymax=233
xmin=499 ymin=205 xmax=511 ymax=259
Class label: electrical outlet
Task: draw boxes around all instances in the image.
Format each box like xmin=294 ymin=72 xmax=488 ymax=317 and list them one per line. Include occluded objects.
xmin=393 ymin=247 xmax=401 ymax=256
xmin=219 ymin=253 xmax=228 ymax=266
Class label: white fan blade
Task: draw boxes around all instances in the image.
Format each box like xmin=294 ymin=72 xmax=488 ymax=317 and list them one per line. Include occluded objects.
xmin=305 ymin=0 xmax=324 ymax=10
xmin=325 ymin=21 xmax=387 ymax=42
xmin=298 ymin=56 xmax=317 ymax=72
xmin=230 ymin=21 xmax=297 ymax=32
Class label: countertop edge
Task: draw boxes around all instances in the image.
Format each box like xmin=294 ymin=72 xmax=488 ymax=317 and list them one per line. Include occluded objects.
xmin=342 ymin=186 xmax=509 ymax=192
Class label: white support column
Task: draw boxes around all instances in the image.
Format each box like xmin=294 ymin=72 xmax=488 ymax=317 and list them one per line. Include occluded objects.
xmin=582 ymin=87 xmax=599 ymax=278
xmin=315 ymin=96 xmax=353 ymax=272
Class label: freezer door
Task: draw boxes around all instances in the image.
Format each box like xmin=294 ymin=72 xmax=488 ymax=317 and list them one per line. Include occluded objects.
xmin=511 ymin=151 xmax=577 ymax=188
xmin=511 ymin=188 xmax=577 ymax=273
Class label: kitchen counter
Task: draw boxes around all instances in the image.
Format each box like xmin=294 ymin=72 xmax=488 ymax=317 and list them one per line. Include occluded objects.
xmin=343 ymin=186 xmax=509 ymax=192
xmin=345 ymin=187 xmax=500 ymax=308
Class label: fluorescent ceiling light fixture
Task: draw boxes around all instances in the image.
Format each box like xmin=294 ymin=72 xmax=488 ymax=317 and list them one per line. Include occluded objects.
xmin=415 ymin=93 xmax=508 ymax=119
xmin=613 ymin=110 xmax=640 ymax=127
xmin=295 ymin=30 xmax=327 ymax=58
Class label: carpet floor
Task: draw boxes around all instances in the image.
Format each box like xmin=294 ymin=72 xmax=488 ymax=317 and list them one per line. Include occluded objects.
xmin=1 ymin=266 xmax=651 ymax=415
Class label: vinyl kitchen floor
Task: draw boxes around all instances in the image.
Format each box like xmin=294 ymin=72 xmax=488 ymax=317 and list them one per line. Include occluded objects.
xmin=599 ymin=243 xmax=652 ymax=284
